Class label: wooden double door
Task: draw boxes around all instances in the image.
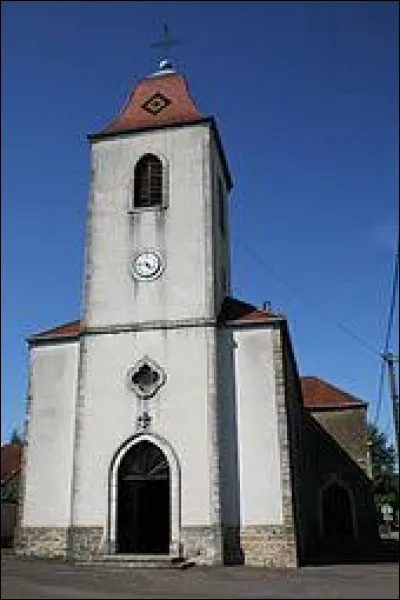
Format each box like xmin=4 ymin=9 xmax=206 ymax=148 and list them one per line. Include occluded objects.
xmin=117 ymin=441 xmax=170 ymax=554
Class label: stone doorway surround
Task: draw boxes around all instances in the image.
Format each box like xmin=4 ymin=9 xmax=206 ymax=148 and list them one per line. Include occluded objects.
xmin=109 ymin=433 xmax=181 ymax=558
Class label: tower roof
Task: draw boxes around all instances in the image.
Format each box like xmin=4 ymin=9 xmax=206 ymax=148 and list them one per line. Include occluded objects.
xmin=97 ymin=65 xmax=204 ymax=136
xmin=88 ymin=64 xmax=233 ymax=190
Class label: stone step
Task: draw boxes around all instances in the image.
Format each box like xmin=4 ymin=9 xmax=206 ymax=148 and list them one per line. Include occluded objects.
xmin=76 ymin=554 xmax=193 ymax=569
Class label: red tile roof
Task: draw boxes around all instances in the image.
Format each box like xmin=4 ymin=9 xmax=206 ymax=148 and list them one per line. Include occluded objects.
xmin=219 ymin=297 xmax=282 ymax=323
xmin=29 ymin=298 xmax=281 ymax=340
xmin=301 ymin=376 xmax=366 ymax=409
xmin=31 ymin=319 xmax=81 ymax=339
xmin=1 ymin=443 xmax=22 ymax=481
xmin=98 ymin=70 xmax=204 ymax=136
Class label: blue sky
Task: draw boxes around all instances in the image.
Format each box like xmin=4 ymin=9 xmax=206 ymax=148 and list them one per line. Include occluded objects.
xmin=1 ymin=1 xmax=398 ymax=445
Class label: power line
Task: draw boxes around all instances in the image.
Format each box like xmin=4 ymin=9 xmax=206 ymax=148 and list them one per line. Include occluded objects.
xmin=384 ymin=352 xmax=399 ymax=463
xmin=373 ymin=360 xmax=387 ymax=426
xmin=235 ymin=237 xmax=382 ymax=359
xmin=383 ymin=243 xmax=399 ymax=353
xmin=373 ymin=241 xmax=399 ymax=426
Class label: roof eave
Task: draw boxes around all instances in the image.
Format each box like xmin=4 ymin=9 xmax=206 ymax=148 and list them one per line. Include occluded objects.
xmin=222 ymin=315 xmax=286 ymax=328
xmin=305 ymin=402 xmax=367 ymax=411
xmin=27 ymin=332 xmax=81 ymax=346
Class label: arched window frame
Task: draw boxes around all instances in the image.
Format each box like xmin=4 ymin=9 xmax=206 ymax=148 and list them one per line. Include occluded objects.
xmin=128 ymin=152 xmax=169 ymax=212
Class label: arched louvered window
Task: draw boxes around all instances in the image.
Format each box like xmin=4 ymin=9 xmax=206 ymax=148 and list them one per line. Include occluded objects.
xmin=134 ymin=154 xmax=163 ymax=208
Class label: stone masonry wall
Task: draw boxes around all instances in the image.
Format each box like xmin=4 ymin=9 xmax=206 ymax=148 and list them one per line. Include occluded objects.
xmin=269 ymin=325 xmax=299 ymax=568
xmin=16 ymin=527 xmax=69 ymax=559
xmin=15 ymin=526 xmax=105 ymax=561
xmin=68 ymin=526 xmax=104 ymax=561
xmin=240 ymin=525 xmax=297 ymax=567
xmin=181 ymin=526 xmax=222 ymax=565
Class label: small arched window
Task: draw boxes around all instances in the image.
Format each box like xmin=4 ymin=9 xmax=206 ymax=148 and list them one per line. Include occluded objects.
xmin=134 ymin=154 xmax=163 ymax=208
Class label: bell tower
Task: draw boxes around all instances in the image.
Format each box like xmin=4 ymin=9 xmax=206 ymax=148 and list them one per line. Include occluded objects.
xmin=68 ymin=60 xmax=234 ymax=564
xmin=83 ymin=60 xmax=232 ymax=329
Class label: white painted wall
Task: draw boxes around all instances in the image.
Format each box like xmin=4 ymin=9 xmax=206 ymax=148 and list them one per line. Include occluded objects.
xmin=234 ymin=327 xmax=284 ymax=526
xmin=210 ymin=135 xmax=231 ymax=314
xmin=85 ymin=123 xmax=217 ymax=327
xmin=22 ymin=341 xmax=79 ymax=527
xmin=72 ymin=326 xmax=212 ymax=528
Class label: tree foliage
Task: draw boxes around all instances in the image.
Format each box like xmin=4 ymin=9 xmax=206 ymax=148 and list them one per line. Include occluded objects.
xmin=10 ymin=428 xmax=21 ymax=444
xmin=367 ymin=423 xmax=398 ymax=515
xmin=1 ymin=427 xmax=22 ymax=504
xmin=1 ymin=474 xmax=20 ymax=503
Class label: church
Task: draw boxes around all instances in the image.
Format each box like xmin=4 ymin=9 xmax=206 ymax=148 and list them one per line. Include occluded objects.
xmin=16 ymin=58 xmax=378 ymax=567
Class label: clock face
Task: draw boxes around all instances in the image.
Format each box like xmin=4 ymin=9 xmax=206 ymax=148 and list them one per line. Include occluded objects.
xmin=131 ymin=250 xmax=164 ymax=281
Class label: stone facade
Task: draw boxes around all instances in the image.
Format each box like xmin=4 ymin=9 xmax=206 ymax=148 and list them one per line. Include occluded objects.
xmin=181 ymin=524 xmax=296 ymax=567
xmin=222 ymin=524 xmax=297 ymax=568
xmin=240 ymin=526 xmax=297 ymax=568
xmin=280 ymin=323 xmax=308 ymax=564
xmin=181 ymin=526 xmax=223 ymax=565
xmin=271 ymin=324 xmax=300 ymax=568
xmin=68 ymin=526 xmax=104 ymax=561
xmin=16 ymin=526 xmax=105 ymax=561
xmin=16 ymin=527 xmax=69 ymax=559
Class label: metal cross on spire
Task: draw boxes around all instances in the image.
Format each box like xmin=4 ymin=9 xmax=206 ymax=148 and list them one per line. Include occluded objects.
xmin=151 ymin=24 xmax=180 ymax=69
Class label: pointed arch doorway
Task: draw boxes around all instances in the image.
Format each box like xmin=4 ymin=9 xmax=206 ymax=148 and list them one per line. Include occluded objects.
xmin=117 ymin=440 xmax=170 ymax=554
xmin=321 ymin=480 xmax=355 ymax=549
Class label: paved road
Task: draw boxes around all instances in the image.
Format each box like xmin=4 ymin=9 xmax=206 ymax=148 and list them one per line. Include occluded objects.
xmin=1 ymin=554 xmax=399 ymax=599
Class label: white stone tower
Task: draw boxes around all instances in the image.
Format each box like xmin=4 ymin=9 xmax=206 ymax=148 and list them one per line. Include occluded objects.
xmin=70 ymin=59 xmax=233 ymax=563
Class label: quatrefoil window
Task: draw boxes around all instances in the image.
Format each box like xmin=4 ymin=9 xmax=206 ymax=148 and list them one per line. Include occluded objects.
xmin=127 ymin=356 xmax=166 ymax=399
xmin=133 ymin=364 xmax=159 ymax=391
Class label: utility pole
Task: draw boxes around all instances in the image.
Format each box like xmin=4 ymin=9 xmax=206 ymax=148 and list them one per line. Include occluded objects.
xmin=383 ymin=352 xmax=399 ymax=466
